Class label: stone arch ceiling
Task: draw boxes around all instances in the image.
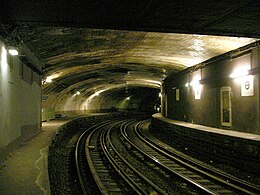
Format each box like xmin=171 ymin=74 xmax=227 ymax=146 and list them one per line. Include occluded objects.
xmin=18 ymin=27 xmax=257 ymax=95
xmin=1 ymin=1 xmax=260 ymax=107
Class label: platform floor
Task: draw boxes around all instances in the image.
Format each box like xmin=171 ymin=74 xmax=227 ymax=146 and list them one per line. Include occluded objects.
xmin=153 ymin=113 xmax=260 ymax=141
xmin=0 ymin=119 xmax=71 ymax=195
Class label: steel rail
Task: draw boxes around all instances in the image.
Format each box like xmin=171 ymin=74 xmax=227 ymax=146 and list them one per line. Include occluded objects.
xmin=85 ymin=119 xmax=143 ymax=194
xmin=121 ymin=122 xmax=221 ymax=194
xmin=103 ymin=120 xmax=169 ymax=195
xmin=135 ymin=120 xmax=260 ymax=194
xmin=100 ymin=120 xmax=146 ymax=194
xmin=75 ymin=120 xmax=112 ymax=195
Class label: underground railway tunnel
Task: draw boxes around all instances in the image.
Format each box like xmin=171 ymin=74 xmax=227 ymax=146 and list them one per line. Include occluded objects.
xmin=0 ymin=1 xmax=260 ymax=194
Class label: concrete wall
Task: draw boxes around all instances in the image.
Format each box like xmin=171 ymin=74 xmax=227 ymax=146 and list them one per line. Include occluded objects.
xmin=163 ymin=42 xmax=260 ymax=134
xmin=0 ymin=41 xmax=42 ymax=148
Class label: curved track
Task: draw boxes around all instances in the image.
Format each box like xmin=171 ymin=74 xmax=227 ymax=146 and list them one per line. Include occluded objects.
xmin=128 ymin=120 xmax=260 ymax=194
xmin=75 ymin=118 xmax=260 ymax=194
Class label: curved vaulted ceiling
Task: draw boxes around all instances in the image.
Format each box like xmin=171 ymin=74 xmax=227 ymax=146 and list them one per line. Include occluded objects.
xmin=1 ymin=1 xmax=260 ymax=111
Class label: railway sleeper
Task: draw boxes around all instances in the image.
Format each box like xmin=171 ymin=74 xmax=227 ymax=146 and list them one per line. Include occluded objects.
xmin=216 ymin=189 xmax=234 ymax=194
xmin=104 ymin=182 xmax=120 ymax=188
xmin=179 ymin=170 xmax=194 ymax=175
xmin=99 ymin=176 xmax=114 ymax=181
xmin=148 ymin=151 xmax=159 ymax=155
xmin=94 ymin=164 xmax=108 ymax=169
xmin=131 ymin=150 xmax=145 ymax=161
xmin=107 ymin=188 xmax=123 ymax=192
xmin=187 ymin=174 xmax=203 ymax=179
xmin=195 ymin=179 xmax=212 ymax=184
xmin=159 ymin=159 xmax=172 ymax=164
xmin=93 ymin=162 xmax=106 ymax=167
xmin=168 ymin=165 xmax=184 ymax=170
xmin=173 ymin=167 xmax=187 ymax=171
xmin=90 ymin=154 xmax=102 ymax=159
xmin=100 ymin=177 xmax=115 ymax=181
xmin=206 ymin=184 xmax=227 ymax=190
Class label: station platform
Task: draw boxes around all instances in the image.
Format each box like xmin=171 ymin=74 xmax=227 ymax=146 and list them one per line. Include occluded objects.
xmin=0 ymin=118 xmax=72 ymax=195
xmin=152 ymin=113 xmax=260 ymax=141
xmin=151 ymin=113 xmax=260 ymax=171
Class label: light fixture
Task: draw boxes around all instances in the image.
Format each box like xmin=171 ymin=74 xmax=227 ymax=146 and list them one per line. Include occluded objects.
xmin=8 ymin=49 xmax=19 ymax=56
xmin=190 ymin=76 xmax=201 ymax=87
xmin=94 ymin=92 xmax=100 ymax=96
xmin=45 ymin=76 xmax=52 ymax=83
xmin=189 ymin=75 xmax=202 ymax=99
xmin=230 ymin=68 xmax=249 ymax=79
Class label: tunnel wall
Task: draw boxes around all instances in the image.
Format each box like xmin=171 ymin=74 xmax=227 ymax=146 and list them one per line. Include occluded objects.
xmin=0 ymin=41 xmax=42 ymax=148
xmin=162 ymin=42 xmax=260 ymax=134
xmin=50 ymin=87 xmax=161 ymax=115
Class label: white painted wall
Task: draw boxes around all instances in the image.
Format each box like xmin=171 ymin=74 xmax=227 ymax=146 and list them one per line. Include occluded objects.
xmin=0 ymin=42 xmax=42 ymax=148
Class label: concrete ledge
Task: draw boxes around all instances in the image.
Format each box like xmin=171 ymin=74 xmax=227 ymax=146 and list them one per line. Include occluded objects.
xmin=151 ymin=113 xmax=260 ymax=172
xmin=153 ymin=113 xmax=260 ymax=141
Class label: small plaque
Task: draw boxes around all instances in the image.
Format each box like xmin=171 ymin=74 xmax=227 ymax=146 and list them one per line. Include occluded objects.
xmin=241 ymin=76 xmax=254 ymax=96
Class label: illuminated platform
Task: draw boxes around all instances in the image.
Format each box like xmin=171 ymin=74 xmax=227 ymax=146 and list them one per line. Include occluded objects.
xmin=0 ymin=119 xmax=71 ymax=194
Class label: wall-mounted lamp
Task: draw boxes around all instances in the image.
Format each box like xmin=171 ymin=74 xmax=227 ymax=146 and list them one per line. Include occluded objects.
xmin=45 ymin=76 xmax=53 ymax=83
xmin=188 ymin=76 xmax=202 ymax=99
xmin=229 ymin=68 xmax=249 ymax=79
xmin=190 ymin=76 xmax=201 ymax=87
xmin=8 ymin=48 xmax=19 ymax=56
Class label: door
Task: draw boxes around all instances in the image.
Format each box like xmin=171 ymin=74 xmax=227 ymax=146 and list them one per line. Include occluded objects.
xmin=220 ymin=87 xmax=232 ymax=127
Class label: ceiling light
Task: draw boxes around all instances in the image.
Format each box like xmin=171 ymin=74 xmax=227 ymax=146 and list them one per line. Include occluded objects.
xmin=94 ymin=92 xmax=100 ymax=96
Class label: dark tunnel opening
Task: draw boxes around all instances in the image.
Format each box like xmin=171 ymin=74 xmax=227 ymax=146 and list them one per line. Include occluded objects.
xmin=92 ymin=87 xmax=161 ymax=116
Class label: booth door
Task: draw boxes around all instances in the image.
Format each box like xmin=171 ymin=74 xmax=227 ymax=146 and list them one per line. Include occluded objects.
xmin=220 ymin=87 xmax=232 ymax=127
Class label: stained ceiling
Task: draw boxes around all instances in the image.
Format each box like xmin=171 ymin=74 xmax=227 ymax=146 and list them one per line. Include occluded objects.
xmin=18 ymin=27 xmax=257 ymax=94
xmin=1 ymin=1 xmax=260 ymax=108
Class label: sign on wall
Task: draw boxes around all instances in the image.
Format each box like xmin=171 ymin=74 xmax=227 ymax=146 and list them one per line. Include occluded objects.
xmin=176 ymin=88 xmax=180 ymax=101
xmin=0 ymin=62 xmax=1 ymax=96
xmin=194 ymin=86 xmax=201 ymax=99
xmin=241 ymin=76 xmax=254 ymax=96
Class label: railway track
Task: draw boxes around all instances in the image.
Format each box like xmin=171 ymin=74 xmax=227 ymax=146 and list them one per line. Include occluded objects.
xmin=124 ymin=120 xmax=260 ymax=194
xmin=76 ymin=119 xmax=173 ymax=194
xmin=76 ymin=119 xmax=141 ymax=194
xmin=75 ymin=118 xmax=260 ymax=194
xmin=75 ymin=120 xmax=112 ymax=194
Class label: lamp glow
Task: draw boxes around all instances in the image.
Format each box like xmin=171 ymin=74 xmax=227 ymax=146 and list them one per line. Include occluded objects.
xmin=45 ymin=76 xmax=52 ymax=83
xmin=190 ymin=76 xmax=201 ymax=87
xmin=94 ymin=92 xmax=100 ymax=96
xmin=9 ymin=49 xmax=18 ymax=56
xmin=230 ymin=69 xmax=249 ymax=79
